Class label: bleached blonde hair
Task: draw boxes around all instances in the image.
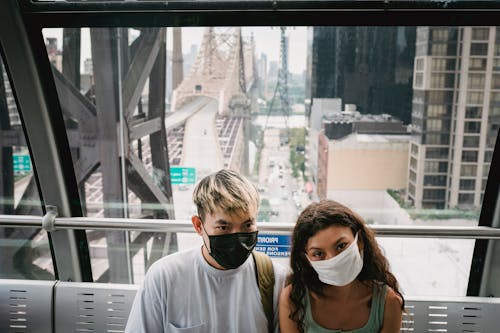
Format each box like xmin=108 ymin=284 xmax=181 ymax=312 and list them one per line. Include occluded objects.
xmin=192 ymin=169 xmax=259 ymax=220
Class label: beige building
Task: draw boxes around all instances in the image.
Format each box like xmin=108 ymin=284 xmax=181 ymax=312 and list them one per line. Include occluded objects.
xmin=317 ymin=132 xmax=410 ymax=198
xmin=409 ymin=27 xmax=500 ymax=209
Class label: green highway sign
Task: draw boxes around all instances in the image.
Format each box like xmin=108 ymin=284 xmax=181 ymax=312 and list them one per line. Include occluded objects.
xmin=13 ymin=154 xmax=32 ymax=173
xmin=170 ymin=167 xmax=196 ymax=184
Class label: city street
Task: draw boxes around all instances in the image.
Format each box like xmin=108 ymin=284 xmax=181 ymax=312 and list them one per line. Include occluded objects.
xmin=258 ymin=128 xmax=312 ymax=224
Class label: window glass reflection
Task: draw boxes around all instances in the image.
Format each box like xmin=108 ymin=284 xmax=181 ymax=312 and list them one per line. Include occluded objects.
xmin=0 ymin=56 xmax=53 ymax=279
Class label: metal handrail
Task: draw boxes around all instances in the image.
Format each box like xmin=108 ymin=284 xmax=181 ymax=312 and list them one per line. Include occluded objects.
xmin=1 ymin=214 xmax=500 ymax=239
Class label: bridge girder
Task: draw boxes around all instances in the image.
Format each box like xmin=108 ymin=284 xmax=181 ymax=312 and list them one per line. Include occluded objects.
xmin=172 ymin=27 xmax=256 ymax=116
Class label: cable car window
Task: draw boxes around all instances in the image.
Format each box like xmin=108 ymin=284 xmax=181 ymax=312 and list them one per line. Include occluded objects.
xmin=40 ymin=26 xmax=498 ymax=293
xmin=0 ymin=55 xmax=53 ymax=280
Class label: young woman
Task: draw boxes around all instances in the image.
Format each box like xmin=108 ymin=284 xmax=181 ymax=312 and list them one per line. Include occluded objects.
xmin=279 ymin=200 xmax=404 ymax=333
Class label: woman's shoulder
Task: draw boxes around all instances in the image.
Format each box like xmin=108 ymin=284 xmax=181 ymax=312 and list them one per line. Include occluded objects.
xmin=380 ymin=285 xmax=404 ymax=332
xmin=279 ymin=284 xmax=293 ymax=302
xmin=384 ymin=285 xmax=403 ymax=310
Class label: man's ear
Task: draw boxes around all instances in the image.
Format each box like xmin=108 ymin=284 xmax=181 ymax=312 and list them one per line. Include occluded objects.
xmin=192 ymin=215 xmax=203 ymax=235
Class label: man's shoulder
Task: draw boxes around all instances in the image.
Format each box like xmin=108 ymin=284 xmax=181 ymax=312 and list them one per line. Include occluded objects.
xmin=271 ymin=259 xmax=290 ymax=279
xmin=145 ymin=247 xmax=199 ymax=280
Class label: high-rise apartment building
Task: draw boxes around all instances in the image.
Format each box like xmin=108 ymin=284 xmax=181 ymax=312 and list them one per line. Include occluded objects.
xmin=182 ymin=44 xmax=198 ymax=77
xmin=310 ymin=27 xmax=416 ymax=124
xmin=257 ymin=53 xmax=268 ymax=99
xmin=408 ymin=27 xmax=500 ymax=209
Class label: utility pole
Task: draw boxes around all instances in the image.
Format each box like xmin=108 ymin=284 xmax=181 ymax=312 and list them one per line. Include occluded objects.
xmin=278 ymin=27 xmax=291 ymax=118
xmin=264 ymin=27 xmax=291 ymax=143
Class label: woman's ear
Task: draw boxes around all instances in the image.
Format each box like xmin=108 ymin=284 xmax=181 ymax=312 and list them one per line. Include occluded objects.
xmin=191 ymin=215 xmax=203 ymax=235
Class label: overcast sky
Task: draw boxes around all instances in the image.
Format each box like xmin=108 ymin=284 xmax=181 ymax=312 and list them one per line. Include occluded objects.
xmin=172 ymin=27 xmax=307 ymax=74
xmin=42 ymin=27 xmax=308 ymax=75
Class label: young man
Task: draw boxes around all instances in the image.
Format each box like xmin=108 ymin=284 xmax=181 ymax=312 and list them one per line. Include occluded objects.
xmin=125 ymin=169 xmax=288 ymax=333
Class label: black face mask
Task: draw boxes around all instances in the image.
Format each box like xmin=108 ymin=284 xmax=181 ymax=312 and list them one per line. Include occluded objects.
xmin=204 ymin=230 xmax=258 ymax=269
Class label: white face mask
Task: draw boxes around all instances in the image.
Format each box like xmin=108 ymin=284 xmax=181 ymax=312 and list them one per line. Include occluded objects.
xmin=307 ymin=232 xmax=363 ymax=287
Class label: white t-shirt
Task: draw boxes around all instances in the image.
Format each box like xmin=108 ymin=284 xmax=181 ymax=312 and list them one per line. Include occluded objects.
xmin=125 ymin=246 xmax=288 ymax=333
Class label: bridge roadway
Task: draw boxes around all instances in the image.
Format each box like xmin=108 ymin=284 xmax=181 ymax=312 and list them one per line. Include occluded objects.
xmin=169 ymin=96 xmax=236 ymax=251
xmin=169 ymin=97 xmax=227 ymax=225
xmin=165 ymin=96 xmax=213 ymax=132
xmin=180 ymin=99 xmax=224 ymax=177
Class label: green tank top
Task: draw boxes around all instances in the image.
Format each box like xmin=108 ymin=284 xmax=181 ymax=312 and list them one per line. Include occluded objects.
xmin=304 ymin=284 xmax=387 ymax=333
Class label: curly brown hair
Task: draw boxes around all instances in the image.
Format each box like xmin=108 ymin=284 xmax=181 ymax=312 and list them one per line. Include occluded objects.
xmin=287 ymin=200 xmax=404 ymax=333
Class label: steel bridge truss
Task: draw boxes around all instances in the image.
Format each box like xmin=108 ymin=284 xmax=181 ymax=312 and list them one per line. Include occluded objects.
xmin=172 ymin=27 xmax=254 ymax=116
xmin=0 ymin=28 xmax=177 ymax=283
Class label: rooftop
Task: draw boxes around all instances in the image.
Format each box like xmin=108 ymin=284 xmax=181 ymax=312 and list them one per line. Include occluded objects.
xmin=323 ymin=110 xmax=400 ymax=124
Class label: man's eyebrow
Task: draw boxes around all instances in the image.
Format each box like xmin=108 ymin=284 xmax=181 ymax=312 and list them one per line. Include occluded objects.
xmin=214 ymin=219 xmax=231 ymax=225
xmin=213 ymin=218 xmax=254 ymax=225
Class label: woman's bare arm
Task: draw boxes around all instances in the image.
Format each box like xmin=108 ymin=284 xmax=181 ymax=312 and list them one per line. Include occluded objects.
xmin=279 ymin=285 xmax=301 ymax=333
xmin=379 ymin=287 xmax=403 ymax=333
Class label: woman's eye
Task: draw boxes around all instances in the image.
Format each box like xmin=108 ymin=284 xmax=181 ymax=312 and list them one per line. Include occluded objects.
xmin=312 ymin=251 xmax=323 ymax=258
xmin=216 ymin=226 xmax=228 ymax=231
xmin=337 ymin=242 xmax=348 ymax=251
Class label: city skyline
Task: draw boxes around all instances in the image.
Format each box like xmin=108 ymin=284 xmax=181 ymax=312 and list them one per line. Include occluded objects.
xmin=42 ymin=27 xmax=308 ymax=75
